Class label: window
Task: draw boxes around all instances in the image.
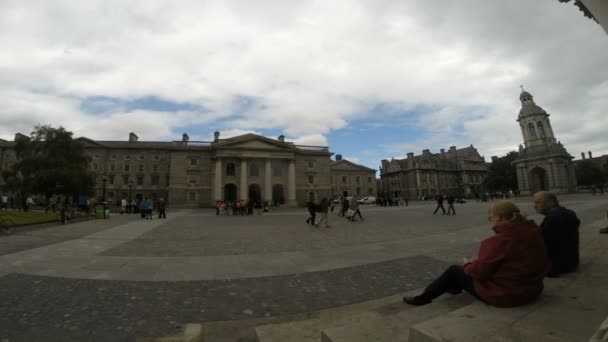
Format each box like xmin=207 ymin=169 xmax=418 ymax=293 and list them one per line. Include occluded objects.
xmin=537 ymin=121 xmax=546 ymax=138
xmin=368 ymin=176 xmax=372 ymax=184
xmin=307 ymin=160 xmax=314 ymax=168
xmin=250 ymin=164 xmax=259 ymax=177
xmin=111 ymin=155 xmax=117 ymax=160
xmin=137 ymin=164 xmax=143 ymax=172
xmin=273 ymin=166 xmax=282 ymax=176
xmin=190 ymin=158 xmax=198 ymax=166
xmin=356 ymin=187 xmax=361 ymax=195
xmin=369 ymin=188 xmax=373 ymax=194
xmin=152 ymin=164 xmax=159 ymax=172
xmin=136 ymin=175 xmax=143 ymax=186
xmin=166 ymin=174 xmax=170 ymax=186
xmin=124 ymin=155 xmax=131 ymax=161
xmin=92 ymin=163 xmax=98 ymax=171
xmin=188 ymin=191 xmax=197 ymax=201
xmin=110 ymin=164 xmax=116 ymax=172
xmin=188 ymin=176 xmax=198 ymax=185
xmin=139 ymin=155 xmax=145 ymax=160
xmin=154 ymin=155 xmax=160 ymax=161
xmin=122 ymin=175 xmax=129 ymax=185
xmin=308 ymin=175 xmax=314 ymax=184
xmin=308 ymin=192 xmax=316 ymax=202
xmin=123 ymin=164 xmax=130 ymax=172
xmin=528 ymin=123 xmax=537 ymax=139
xmin=356 ymin=176 xmax=360 ymax=184
xmin=226 ymin=163 xmax=235 ymax=176
xmin=151 ymin=175 xmax=159 ymax=185
xmin=342 ymin=176 xmax=347 ymax=184
xmin=109 ymin=175 xmax=115 ymax=185
xmin=93 ymin=154 xmax=100 ymax=159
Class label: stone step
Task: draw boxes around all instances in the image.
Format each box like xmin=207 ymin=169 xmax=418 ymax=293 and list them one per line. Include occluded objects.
xmin=321 ymin=293 xmax=474 ymax=342
xmin=256 ymin=318 xmax=321 ymax=342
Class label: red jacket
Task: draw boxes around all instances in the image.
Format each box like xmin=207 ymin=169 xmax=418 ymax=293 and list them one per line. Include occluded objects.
xmin=464 ymin=220 xmax=550 ymax=307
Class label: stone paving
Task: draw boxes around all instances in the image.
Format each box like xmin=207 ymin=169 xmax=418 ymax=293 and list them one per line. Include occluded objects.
xmin=0 ymin=194 xmax=606 ymax=341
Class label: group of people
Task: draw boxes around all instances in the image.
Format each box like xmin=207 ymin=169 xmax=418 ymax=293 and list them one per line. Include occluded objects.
xmin=120 ymin=197 xmax=166 ymax=219
xmin=215 ymin=200 xmax=269 ymax=216
xmin=432 ymin=194 xmax=457 ymax=215
xmin=305 ymin=195 xmax=368 ymax=228
xmin=403 ymin=191 xmax=582 ymax=308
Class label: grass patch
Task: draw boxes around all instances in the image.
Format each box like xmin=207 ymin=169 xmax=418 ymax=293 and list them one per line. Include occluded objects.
xmin=0 ymin=210 xmax=60 ymax=225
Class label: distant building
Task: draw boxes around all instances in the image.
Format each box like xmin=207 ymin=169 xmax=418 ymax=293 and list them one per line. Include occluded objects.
xmin=329 ymin=154 xmax=377 ymax=199
xmin=513 ymin=89 xmax=577 ymax=195
xmin=380 ymin=145 xmax=488 ymax=200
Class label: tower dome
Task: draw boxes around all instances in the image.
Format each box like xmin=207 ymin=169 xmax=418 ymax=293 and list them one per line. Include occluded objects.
xmin=518 ymin=88 xmax=547 ymax=117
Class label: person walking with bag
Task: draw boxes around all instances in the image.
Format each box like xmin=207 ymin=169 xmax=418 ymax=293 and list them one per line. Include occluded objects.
xmin=315 ymin=198 xmax=330 ymax=228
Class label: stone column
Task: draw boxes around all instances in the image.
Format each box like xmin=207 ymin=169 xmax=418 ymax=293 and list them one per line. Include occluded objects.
xmin=264 ymin=159 xmax=272 ymax=201
xmin=287 ymin=159 xmax=297 ymax=206
xmin=240 ymin=158 xmax=248 ymax=200
xmin=214 ymin=158 xmax=222 ymax=201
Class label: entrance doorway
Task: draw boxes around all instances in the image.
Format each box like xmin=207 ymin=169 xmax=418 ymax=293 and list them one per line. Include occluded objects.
xmin=224 ymin=183 xmax=237 ymax=202
xmin=529 ymin=167 xmax=549 ymax=193
xmin=272 ymin=184 xmax=285 ymax=205
xmin=249 ymin=184 xmax=262 ymax=204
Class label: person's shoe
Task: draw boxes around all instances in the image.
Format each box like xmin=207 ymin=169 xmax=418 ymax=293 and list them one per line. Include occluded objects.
xmin=403 ymin=296 xmax=431 ymax=306
xmin=599 ymin=227 xmax=608 ymax=234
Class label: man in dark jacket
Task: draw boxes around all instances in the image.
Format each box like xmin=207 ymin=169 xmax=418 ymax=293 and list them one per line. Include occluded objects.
xmin=533 ymin=191 xmax=580 ymax=277
xmin=433 ymin=195 xmax=446 ymax=215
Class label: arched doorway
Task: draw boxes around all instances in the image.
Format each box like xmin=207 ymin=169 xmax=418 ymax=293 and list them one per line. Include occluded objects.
xmin=249 ymin=184 xmax=261 ymax=204
xmin=224 ymin=183 xmax=237 ymax=202
xmin=272 ymin=184 xmax=285 ymax=205
xmin=529 ymin=167 xmax=549 ymax=193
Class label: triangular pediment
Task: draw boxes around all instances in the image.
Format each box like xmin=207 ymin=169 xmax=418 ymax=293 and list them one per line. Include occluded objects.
xmin=215 ymin=134 xmax=293 ymax=151
xmin=330 ymin=159 xmax=375 ymax=172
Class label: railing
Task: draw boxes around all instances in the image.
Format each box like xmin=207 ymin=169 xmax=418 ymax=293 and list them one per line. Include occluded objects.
xmin=172 ymin=141 xmax=212 ymax=147
xmin=295 ymin=145 xmax=329 ymax=151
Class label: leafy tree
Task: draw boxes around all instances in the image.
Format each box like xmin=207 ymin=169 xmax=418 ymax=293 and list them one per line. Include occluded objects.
xmin=575 ymin=160 xmax=604 ymax=187
xmin=2 ymin=125 xmax=94 ymax=200
xmin=483 ymin=151 xmax=519 ymax=192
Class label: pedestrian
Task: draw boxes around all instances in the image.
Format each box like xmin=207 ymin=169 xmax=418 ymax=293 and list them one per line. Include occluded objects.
xmin=25 ymin=195 xmax=35 ymax=212
xmin=1 ymin=194 xmax=7 ymax=211
xmin=121 ymin=198 xmax=127 ymax=214
xmin=446 ymin=195 xmax=456 ymax=215
xmin=157 ymin=198 xmax=166 ymax=219
xmin=315 ymin=198 xmax=331 ymax=228
xmin=305 ymin=201 xmax=316 ymax=225
xmin=348 ymin=197 xmax=364 ymax=221
xmin=433 ymin=194 xmax=446 ymax=215
xmin=339 ymin=196 xmax=349 ymax=217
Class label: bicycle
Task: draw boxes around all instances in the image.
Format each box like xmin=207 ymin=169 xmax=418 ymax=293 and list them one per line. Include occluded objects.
xmin=0 ymin=211 xmax=15 ymax=235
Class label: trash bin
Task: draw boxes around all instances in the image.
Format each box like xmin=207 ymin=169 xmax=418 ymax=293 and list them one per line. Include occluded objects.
xmin=95 ymin=204 xmax=106 ymax=219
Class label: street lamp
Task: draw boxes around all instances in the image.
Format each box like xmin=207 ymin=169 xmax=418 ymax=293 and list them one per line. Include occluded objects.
xmin=128 ymin=179 xmax=133 ymax=204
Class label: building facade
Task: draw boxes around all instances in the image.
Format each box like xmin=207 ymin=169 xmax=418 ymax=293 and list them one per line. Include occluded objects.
xmin=513 ymin=90 xmax=577 ymax=195
xmin=380 ymin=145 xmax=488 ymax=200
xmin=329 ymin=154 xmax=377 ymax=199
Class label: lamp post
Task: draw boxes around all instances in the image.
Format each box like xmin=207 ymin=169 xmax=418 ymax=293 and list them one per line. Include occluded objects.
xmin=102 ymin=175 xmax=107 ymax=203
xmin=128 ymin=180 xmax=133 ymax=213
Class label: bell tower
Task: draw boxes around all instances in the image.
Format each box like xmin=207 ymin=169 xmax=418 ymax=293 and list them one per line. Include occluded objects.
xmin=513 ymin=87 xmax=577 ymax=195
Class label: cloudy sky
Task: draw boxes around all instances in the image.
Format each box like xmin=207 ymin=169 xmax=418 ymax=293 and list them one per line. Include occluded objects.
xmin=1 ymin=0 xmax=607 ymax=170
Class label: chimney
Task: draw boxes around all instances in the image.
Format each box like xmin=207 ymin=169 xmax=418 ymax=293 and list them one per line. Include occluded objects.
xmin=14 ymin=133 xmax=29 ymax=141
xmin=182 ymin=133 xmax=189 ymax=143
xmin=335 ymin=154 xmax=342 ymax=161
xmin=440 ymin=148 xmax=445 ymax=154
xmin=449 ymin=146 xmax=456 ymax=152
xmin=581 ymin=152 xmax=586 ymax=160
xmin=213 ymin=131 xmax=220 ymax=142
xmin=491 ymin=156 xmax=498 ymax=162
xmin=278 ymin=135 xmax=285 ymax=142
xmin=128 ymin=132 xmax=138 ymax=142
xmin=422 ymin=149 xmax=430 ymax=155
xmin=407 ymin=152 xmax=414 ymax=158
xmin=588 ymin=151 xmax=592 ymax=159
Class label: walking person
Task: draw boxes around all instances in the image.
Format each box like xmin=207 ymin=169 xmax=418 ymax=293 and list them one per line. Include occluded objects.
xmin=348 ymin=197 xmax=364 ymax=221
xmin=305 ymin=201 xmax=317 ymax=225
xmin=339 ymin=196 xmax=349 ymax=217
xmin=433 ymin=194 xmax=446 ymax=215
xmin=446 ymin=195 xmax=456 ymax=215
xmin=157 ymin=198 xmax=166 ymax=219
xmin=121 ymin=198 xmax=127 ymax=214
xmin=315 ymin=198 xmax=331 ymax=228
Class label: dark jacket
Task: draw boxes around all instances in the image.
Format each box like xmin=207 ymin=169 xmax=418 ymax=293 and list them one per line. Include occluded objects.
xmin=464 ymin=220 xmax=550 ymax=307
xmin=541 ymin=206 xmax=580 ymax=276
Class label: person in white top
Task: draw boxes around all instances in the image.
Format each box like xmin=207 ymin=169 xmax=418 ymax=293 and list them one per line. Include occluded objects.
xmin=121 ymin=198 xmax=127 ymax=214
xmin=1 ymin=194 xmax=8 ymax=210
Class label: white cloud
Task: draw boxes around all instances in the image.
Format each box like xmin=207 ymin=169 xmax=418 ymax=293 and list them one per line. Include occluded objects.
xmin=0 ymin=0 xmax=607 ymax=160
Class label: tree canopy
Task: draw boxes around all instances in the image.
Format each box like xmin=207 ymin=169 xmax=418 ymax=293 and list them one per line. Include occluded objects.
xmin=1 ymin=125 xmax=94 ymax=198
xmin=575 ymin=160 xmax=605 ymax=187
xmin=483 ymin=151 xmax=519 ymax=192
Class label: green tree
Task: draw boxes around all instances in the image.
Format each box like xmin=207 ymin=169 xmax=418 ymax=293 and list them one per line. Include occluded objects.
xmin=2 ymin=125 xmax=94 ymax=200
xmin=483 ymin=151 xmax=519 ymax=192
xmin=575 ymin=160 xmax=604 ymax=187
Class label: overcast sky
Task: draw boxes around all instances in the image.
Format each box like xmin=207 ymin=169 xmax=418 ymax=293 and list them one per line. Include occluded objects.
xmin=1 ymin=0 xmax=607 ymax=170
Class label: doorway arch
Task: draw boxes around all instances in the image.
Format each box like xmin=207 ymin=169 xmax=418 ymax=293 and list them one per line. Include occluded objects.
xmin=272 ymin=184 xmax=285 ymax=205
xmin=529 ymin=167 xmax=549 ymax=193
xmin=224 ymin=183 xmax=237 ymax=202
xmin=249 ymin=184 xmax=262 ymax=204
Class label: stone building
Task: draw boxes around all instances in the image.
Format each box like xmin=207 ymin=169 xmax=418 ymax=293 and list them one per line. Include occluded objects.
xmin=329 ymin=154 xmax=377 ymax=199
xmin=0 ymin=131 xmax=338 ymax=207
xmin=380 ymin=145 xmax=488 ymax=200
xmin=513 ymin=89 xmax=577 ymax=195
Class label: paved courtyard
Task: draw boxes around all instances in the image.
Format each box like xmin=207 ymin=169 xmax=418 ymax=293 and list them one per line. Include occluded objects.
xmin=0 ymin=195 xmax=606 ymax=341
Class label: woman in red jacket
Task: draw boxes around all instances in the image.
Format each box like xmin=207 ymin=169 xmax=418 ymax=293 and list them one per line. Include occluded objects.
xmin=404 ymin=200 xmax=550 ymax=307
